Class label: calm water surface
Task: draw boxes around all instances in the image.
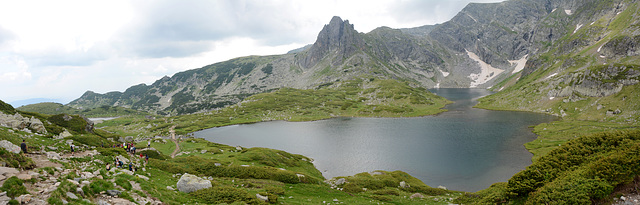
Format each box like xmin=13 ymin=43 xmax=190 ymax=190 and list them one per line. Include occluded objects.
xmin=195 ymin=88 xmax=557 ymax=192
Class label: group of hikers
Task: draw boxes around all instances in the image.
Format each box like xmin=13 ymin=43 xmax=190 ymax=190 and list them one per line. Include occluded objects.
xmin=106 ymin=140 xmax=152 ymax=172
xmin=20 ymin=138 xmax=153 ymax=173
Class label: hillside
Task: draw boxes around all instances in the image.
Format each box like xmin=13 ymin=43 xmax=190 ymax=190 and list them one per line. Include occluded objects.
xmin=476 ymin=0 xmax=640 ymax=156
xmin=17 ymin=102 xmax=153 ymax=118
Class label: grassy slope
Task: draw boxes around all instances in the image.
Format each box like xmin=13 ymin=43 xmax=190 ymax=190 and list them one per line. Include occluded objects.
xmin=0 ymin=113 xmax=458 ymax=204
xmin=98 ymin=78 xmax=451 ymax=137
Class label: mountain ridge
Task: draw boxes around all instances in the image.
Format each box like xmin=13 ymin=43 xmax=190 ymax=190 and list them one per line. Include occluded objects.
xmin=68 ymin=0 xmax=639 ymax=117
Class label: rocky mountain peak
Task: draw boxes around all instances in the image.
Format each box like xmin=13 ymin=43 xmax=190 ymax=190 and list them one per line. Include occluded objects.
xmin=299 ymin=16 xmax=364 ymax=68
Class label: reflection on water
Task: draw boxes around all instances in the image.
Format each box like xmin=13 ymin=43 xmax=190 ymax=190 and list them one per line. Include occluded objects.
xmin=195 ymin=89 xmax=557 ymax=192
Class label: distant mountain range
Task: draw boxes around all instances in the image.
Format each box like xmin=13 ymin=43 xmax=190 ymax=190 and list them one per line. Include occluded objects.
xmin=10 ymin=98 xmax=64 ymax=107
xmin=68 ymin=0 xmax=640 ymax=116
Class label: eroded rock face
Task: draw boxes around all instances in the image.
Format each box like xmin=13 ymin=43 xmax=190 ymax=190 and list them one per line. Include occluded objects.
xmin=600 ymin=35 xmax=640 ymax=58
xmin=176 ymin=173 xmax=212 ymax=193
xmin=547 ymin=64 xmax=640 ymax=98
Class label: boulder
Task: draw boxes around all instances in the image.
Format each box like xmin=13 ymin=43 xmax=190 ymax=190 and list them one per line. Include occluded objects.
xmin=335 ymin=178 xmax=346 ymax=186
xmin=66 ymin=192 xmax=78 ymax=200
xmin=0 ymin=195 xmax=9 ymax=204
xmin=0 ymin=140 xmax=20 ymax=154
xmin=256 ymin=193 xmax=269 ymax=202
xmin=27 ymin=117 xmax=47 ymax=134
xmin=17 ymin=173 xmax=32 ymax=180
xmin=399 ymin=181 xmax=409 ymax=188
xmin=136 ymin=174 xmax=149 ymax=181
xmin=125 ymin=136 xmax=134 ymax=142
xmin=0 ymin=167 xmax=19 ymax=176
xmin=120 ymin=170 xmax=134 ymax=175
xmin=46 ymin=151 xmax=61 ymax=160
xmin=106 ymin=190 xmax=121 ymax=196
xmin=76 ymin=188 xmax=84 ymax=197
xmin=56 ymin=130 xmax=73 ymax=139
xmin=166 ymin=186 xmax=174 ymax=191
xmin=116 ymin=155 xmax=129 ymax=164
xmin=16 ymin=194 xmax=32 ymax=204
xmin=176 ymin=173 xmax=212 ymax=193
xmin=410 ymin=193 xmax=424 ymax=199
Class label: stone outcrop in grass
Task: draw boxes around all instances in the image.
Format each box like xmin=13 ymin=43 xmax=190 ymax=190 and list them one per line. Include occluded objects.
xmin=176 ymin=173 xmax=212 ymax=193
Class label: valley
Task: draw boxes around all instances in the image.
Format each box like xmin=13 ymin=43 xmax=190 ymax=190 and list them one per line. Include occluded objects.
xmin=2 ymin=0 xmax=640 ymax=204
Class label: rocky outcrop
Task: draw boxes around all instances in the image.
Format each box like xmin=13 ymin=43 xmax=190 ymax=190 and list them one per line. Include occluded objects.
xmin=0 ymin=113 xmax=47 ymax=134
xmin=547 ymin=64 xmax=640 ymax=98
xmin=176 ymin=173 xmax=212 ymax=193
xmin=0 ymin=140 xmax=21 ymax=154
xmin=298 ymin=16 xmax=365 ymax=68
xmin=600 ymin=35 xmax=640 ymax=58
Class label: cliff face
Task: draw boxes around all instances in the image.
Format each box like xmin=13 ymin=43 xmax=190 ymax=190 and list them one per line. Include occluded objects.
xmin=299 ymin=16 xmax=365 ymax=68
xmin=68 ymin=0 xmax=640 ymax=116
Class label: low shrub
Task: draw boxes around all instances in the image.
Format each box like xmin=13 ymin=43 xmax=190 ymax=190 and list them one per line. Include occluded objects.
xmin=190 ymin=186 xmax=262 ymax=204
xmin=48 ymin=179 xmax=78 ymax=205
xmin=96 ymin=147 xmax=128 ymax=157
xmin=372 ymin=189 xmax=400 ymax=196
xmin=371 ymin=195 xmax=392 ymax=202
xmin=503 ymin=130 xmax=640 ymax=204
xmin=48 ymin=114 xmax=88 ymax=134
xmin=0 ymin=176 xmax=29 ymax=198
xmin=342 ymin=183 xmax=364 ymax=193
xmin=115 ymin=177 xmax=132 ymax=191
xmin=139 ymin=149 xmax=167 ymax=160
xmin=82 ymin=179 xmax=114 ymax=197
xmin=71 ymin=134 xmax=109 ymax=148
xmin=265 ymin=186 xmax=285 ymax=195
xmin=0 ymin=149 xmax=36 ymax=169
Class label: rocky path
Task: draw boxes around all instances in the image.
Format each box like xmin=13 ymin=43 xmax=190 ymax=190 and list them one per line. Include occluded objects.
xmin=170 ymin=139 xmax=180 ymax=158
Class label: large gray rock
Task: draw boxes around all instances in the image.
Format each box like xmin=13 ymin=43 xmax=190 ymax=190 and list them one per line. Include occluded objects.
xmin=0 ymin=140 xmax=20 ymax=154
xmin=66 ymin=192 xmax=78 ymax=200
xmin=256 ymin=193 xmax=268 ymax=202
xmin=176 ymin=173 xmax=212 ymax=193
xmin=46 ymin=151 xmax=61 ymax=160
xmin=56 ymin=130 xmax=73 ymax=139
xmin=106 ymin=190 xmax=121 ymax=196
xmin=0 ymin=167 xmax=18 ymax=178
xmin=27 ymin=117 xmax=47 ymax=134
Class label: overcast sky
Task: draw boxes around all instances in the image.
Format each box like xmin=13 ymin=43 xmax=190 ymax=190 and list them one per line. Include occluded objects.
xmin=0 ymin=0 xmax=505 ymax=106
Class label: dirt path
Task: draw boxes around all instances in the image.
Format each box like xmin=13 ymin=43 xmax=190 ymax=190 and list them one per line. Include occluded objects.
xmin=27 ymin=153 xmax=62 ymax=168
xmin=170 ymin=139 xmax=180 ymax=158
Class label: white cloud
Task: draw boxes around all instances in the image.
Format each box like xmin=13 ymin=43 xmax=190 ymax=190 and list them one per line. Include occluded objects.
xmin=0 ymin=0 xmax=504 ymax=104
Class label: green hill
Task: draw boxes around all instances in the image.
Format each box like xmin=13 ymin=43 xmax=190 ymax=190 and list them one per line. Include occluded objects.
xmin=17 ymin=102 xmax=153 ymax=118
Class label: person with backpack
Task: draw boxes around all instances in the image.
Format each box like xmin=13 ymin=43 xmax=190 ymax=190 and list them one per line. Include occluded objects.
xmin=20 ymin=139 xmax=27 ymax=155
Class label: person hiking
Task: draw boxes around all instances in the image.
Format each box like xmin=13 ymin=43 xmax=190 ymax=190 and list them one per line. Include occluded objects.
xmin=129 ymin=162 xmax=133 ymax=171
xmin=145 ymin=154 xmax=149 ymax=163
xmin=147 ymin=140 xmax=151 ymax=148
xmin=20 ymin=139 xmax=27 ymax=155
xmin=70 ymin=144 xmax=75 ymax=155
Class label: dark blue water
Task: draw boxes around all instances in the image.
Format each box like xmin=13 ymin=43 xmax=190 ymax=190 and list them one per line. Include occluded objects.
xmin=195 ymin=89 xmax=557 ymax=192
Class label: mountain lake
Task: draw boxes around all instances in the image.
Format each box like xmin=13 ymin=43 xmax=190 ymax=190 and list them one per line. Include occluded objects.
xmin=195 ymin=88 xmax=558 ymax=192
